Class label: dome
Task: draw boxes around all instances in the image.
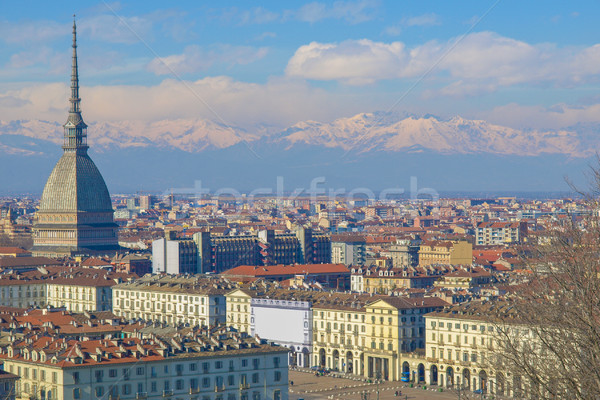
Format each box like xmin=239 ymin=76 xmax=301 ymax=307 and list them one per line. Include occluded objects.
xmin=39 ymin=152 xmax=113 ymax=213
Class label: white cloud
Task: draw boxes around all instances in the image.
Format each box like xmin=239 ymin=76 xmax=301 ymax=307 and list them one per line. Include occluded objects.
xmin=286 ymin=39 xmax=407 ymax=85
xmin=255 ymin=32 xmax=277 ymax=41
xmin=8 ymin=47 xmax=67 ymax=74
xmin=79 ymin=14 xmax=153 ymax=44
xmin=0 ymin=20 xmax=67 ymax=44
xmin=216 ymin=1 xmax=378 ymax=25
xmin=147 ymin=45 xmax=269 ymax=75
xmin=286 ymin=32 xmax=600 ymax=93
xmin=405 ymin=13 xmax=440 ymax=27
xmin=295 ymin=0 xmax=379 ymax=23
xmin=0 ymin=77 xmax=368 ymax=129
xmin=239 ymin=7 xmax=280 ymax=24
xmin=479 ymin=102 xmax=600 ymax=130
xmin=384 ymin=13 xmax=440 ymax=36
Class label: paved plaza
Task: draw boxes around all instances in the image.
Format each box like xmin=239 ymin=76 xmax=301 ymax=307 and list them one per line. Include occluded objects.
xmin=288 ymin=370 xmax=487 ymax=400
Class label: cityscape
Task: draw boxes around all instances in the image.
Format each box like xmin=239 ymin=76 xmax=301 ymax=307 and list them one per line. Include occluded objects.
xmin=0 ymin=2 xmax=599 ymax=400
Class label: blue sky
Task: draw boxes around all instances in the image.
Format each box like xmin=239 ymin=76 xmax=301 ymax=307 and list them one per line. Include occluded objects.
xmin=1 ymin=0 xmax=600 ymax=130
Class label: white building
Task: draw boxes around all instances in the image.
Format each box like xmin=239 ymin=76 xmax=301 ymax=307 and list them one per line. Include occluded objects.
xmin=1 ymin=330 xmax=289 ymax=400
xmin=152 ymin=232 xmax=199 ymax=275
xmin=112 ymin=275 xmax=232 ymax=326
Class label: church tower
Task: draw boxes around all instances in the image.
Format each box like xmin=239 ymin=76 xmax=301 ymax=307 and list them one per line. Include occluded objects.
xmin=32 ymin=19 xmax=119 ymax=257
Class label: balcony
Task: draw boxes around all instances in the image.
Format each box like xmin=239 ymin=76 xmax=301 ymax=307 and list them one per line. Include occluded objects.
xmin=136 ymin=393 xmax=148 ymax=399
xmin=162 ymin=390 xmax=173 ymax=397
xmin=215 ymin=386 xmax=225 ymax=393
xmin=189 ymin=388 xmax=200 ymax=395
xmin=239 ymin=383 xmax=250 ymax=390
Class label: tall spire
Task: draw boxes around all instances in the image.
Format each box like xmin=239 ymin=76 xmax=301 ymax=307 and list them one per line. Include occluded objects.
xmin=70 ymin=15 xmax=80 ymax=114
xmin=63 ymin=15 xmax=88 ymax=152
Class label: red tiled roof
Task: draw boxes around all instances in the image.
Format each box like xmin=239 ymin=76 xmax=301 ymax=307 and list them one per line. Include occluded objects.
xmin=222 ymin=263 xmax=350 ymax=277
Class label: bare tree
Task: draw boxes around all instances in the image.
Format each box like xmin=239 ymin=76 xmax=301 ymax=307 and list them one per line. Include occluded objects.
xmin=492 ymin=178 xmax=600 ymax=399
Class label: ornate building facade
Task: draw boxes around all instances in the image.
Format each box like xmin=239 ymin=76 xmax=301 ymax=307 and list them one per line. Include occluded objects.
xmin=32 ymin=21 xmax=118 ymax=257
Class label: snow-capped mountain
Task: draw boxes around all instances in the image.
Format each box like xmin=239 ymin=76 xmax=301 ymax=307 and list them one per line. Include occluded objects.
xmin=0 ymin=112 xmax=595 ymax=193
xmin=0 ymin=113 xmax=591 ymax=157
xmin=273 ymin=113 xmax=585 ymax=157
xmin=0 ymin=118 xmax=254 ymax=153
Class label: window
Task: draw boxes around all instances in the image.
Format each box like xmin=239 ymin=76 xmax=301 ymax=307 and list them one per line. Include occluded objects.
xmin=52 ymin=372 xmax=57 ymax=384
xmin=151 ymin=382 xmax=157 ymax=392
xmin=138 ymin=383 xmax=144 ymax=393
xmin=190 ymin=378 xmax=198 ymax=389
xmin=109 ymin=369 xmax=117 ymax=378
xmin=253 ymin=392 xmax=261 ymax=400
xmin=123 ymin=369 xmax=130 ymax=381
xmin=72 ymin=372 xmax=79 ymax=384
xmin=95 ymin=370 xmax=103 ymax=383
xmin=242 ymin=359 xmax=248 ymax=367
xmin=73 ymin=388 xmax=81 ymax=399
xmin=215 ymin=361 xmax=223 ymax=369
xmin=164 ymin=381 xmax=170 ymax=391
xmin=95 ymin=386 xmax=104 ymax=397
xmin=273 ymin=357 xmax=280 ymax=367
xmin=252 ymin=373 xmax=259 ymax=384
xmin=274 ymin=371 xmax=281 ymax=382
xmin=202 ymin=378 xmax=211 ymax=388
xmin=202 ymin=362 xmax=209 ymax=372
xmin=137 ymin=367 xmax=144 ymax=376
xmin=190 ymin=363 xmax=197 ymax=372
xmin=176 ymin=379 xmax=184 ymax=390
xmin=274 ymin=390 xmax=281 ymax=400
xmin=252 ymin=359 xmax=259 ymax=369
xmin=122 ymin=384 xmax=131 ymax=395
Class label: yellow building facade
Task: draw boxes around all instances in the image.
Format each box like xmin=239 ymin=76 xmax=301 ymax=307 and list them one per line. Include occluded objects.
xmin=418 ymin=240 xmax=472 ymax=267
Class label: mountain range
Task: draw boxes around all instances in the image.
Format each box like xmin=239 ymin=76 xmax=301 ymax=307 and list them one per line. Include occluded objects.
xmin=0 ymin=113 xmax=596 ymax=194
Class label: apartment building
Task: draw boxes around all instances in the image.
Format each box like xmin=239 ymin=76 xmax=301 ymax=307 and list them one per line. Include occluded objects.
xmin=385 ymin=238 xmax=420 ymax=268
xmin=475 ymin=221 xmax=528 ymax=246
xmin=433 ymin=266 xmax=493 ymax=290
xmin=311 ymin=294 xmax=371 ymax=376
xmin=423 ymin=301 xmax=531 ymax=397
xmin=222 ymin=264 xmax=350 ymax=291
xmin=0 ymin=267 xmax=132 ymax=311
xmin=350 ymin=265 xmax=452 ymax=294
xmin=194 ymin=227 xmax=331 ymax=274
xmin=311 ymin=294 xmax=448 ymax=381
xmin=1 ymin=330 xmax=288 ymax=400
xmin=152 ymin=231 xmax=199 ymax=274
xmin=330 ymin=234 xmax=366 ymax=266
xmin=418 ymin=240 xmax=472 ymax=267
xmin=112 ymin=275 xmax=233 ymax=326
